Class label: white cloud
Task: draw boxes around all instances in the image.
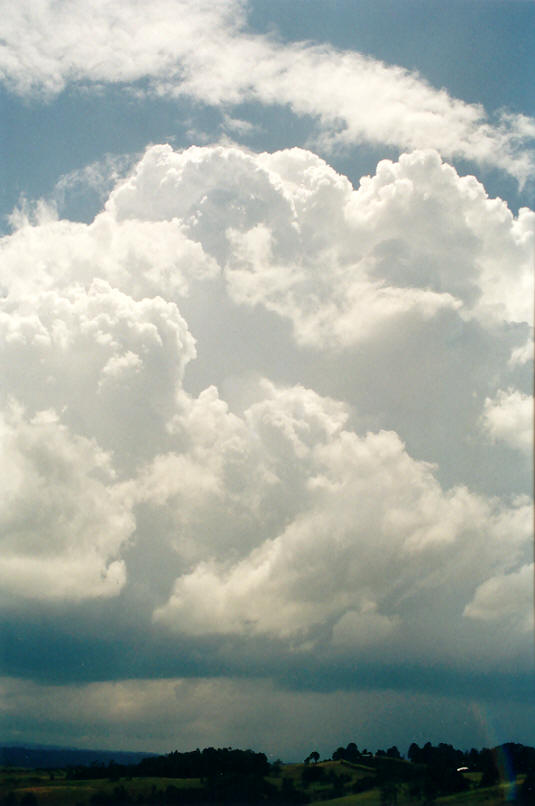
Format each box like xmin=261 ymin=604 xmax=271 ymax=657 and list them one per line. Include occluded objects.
xmin=330 ymin=605 xmax=400 ymax=649
xmin=0 ymin=279 xmax=197 ymax=467
xmin=0 ymin=405 xmax=133 ymax=600
xmin=509 ymin=337 xmax=533 ymax=367
xmin=0 ymin=142 xmax=531 ymax=669
xmin=1 ymin=0 xmax=533 ymax=756
xmin=480 ymin=388 xmax=533 ymax=454
xmin=0 ymin=0 xmax=244 ymax=97
xmin=1 ymin=205 xmax=218 ymax=301
xmin=221 ymin=113 xmax=260 ymax=137
xmin=464 ymin=564 xmax=534 ymax=634
xmin=0 ymin=1 xmax=533 ymax=182
xmin=153 ymin=382 xmax=531 ymax=650
xmin=106 ymin=144 xmax=533 ymax=350
xmin=133 ymin=381 xmax=349 ymax=569
xmin=5 ymin=146 xmax=531 ymax=350
xmin=52 ymin=153 xmax=136 ymax=214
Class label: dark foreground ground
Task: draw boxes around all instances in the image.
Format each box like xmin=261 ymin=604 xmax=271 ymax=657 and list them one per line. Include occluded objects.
xmin=0 ymin=759 xmax=528 ymax=806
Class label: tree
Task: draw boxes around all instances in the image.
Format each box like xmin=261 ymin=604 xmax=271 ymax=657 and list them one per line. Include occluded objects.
xmin=518 ymin=770 xmax=535 ymax=804
xmin=270 ymin=758 xmax=282 ymax=776
xmin=478 ymin=748 xmax=499 ymax=788
xmin=345 ymin=742 xmax=360 ymax=762
xmin=408 ymin=743 xmax=420 ymax=763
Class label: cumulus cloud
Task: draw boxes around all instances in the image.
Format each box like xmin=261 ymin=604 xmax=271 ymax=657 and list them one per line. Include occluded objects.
xmin=0 ymin=1 xmax=533 ymax=182
xmin=106 ymin=144 xmax=533 ymax=347
xmin=1 ymin=202 xmax=218 ymax=301
xmin=480 ymin=388 xmax=533 ymax=454
xmin=0 ymin=279 xmax=197 ymax=467
xmin=464 ymin=564 xmax=534 ymax=634
xmin=509 ymin=338 xmax=533 ymax=368
xmin=1 ymin=142 xmax=531 ymax=676
xmin=331 ymin=606 xmax=400 ymax=649
xmin=0 ymin=406 xmax=133 ymax=600
xmin=153 ymin=387 xmax=531 ymax=648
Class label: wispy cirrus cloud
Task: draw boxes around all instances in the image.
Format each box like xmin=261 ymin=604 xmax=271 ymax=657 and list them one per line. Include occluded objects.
xmin=1 ymin=0 xmax=534 ymax=183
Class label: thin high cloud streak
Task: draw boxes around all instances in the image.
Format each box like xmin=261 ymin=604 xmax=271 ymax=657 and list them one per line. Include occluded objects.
xmin=1 ymin=145 xmax=532 ymax=685
xmin=1 ymin=0 xmax=534 ymax=183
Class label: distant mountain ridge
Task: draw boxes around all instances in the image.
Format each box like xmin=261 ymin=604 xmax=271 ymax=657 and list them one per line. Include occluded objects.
xmin=0 ymin=745 xmax=155 ymax=769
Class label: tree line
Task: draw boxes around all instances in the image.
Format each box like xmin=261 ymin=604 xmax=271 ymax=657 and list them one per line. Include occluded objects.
xmin=69 ymin=747 xmax=270 ymax=781
xmin=17 ymin=738 xmax=533 ymax=804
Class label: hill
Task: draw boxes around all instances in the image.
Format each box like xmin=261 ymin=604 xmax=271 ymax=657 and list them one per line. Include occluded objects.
xmin=0 ymin=745 xmax=155 ymax=769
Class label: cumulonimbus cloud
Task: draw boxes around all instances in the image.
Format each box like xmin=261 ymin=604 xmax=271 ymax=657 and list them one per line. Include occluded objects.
xmin=0 ymin=0 xmax=534 ymax=182
xmin=0 ymin=143 xmax=532 ymax=672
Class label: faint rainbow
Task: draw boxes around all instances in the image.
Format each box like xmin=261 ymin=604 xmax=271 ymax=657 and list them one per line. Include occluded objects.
xmin=470 ymin=702 xmax=516 ymax=802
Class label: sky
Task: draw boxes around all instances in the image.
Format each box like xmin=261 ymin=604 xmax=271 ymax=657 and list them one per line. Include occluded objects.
xmin=0 ymin=0 xmax=534 ymax=762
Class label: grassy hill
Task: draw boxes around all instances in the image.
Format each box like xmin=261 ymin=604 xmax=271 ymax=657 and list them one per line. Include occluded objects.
xmin=0 ymin=751 xmax=529 ymax=805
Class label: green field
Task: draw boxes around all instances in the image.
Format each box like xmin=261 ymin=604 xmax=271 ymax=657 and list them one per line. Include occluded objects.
xmin=0 ymin=760 xmax=525 ymax=805
xmin=0 ymin=768 xmax=203 ymax=806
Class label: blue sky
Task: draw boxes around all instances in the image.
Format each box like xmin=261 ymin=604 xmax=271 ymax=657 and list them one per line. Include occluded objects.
xmin=0 ymin=0 xmax=533 ymax=760
xmin=2 ymin=0 xmax=534 ymax=227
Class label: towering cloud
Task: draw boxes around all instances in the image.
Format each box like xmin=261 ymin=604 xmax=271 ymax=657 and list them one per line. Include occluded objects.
xmin=0 ymin=405 xmax=133 ymax=600
xmin=1 ymin=145 xmax=531 ymax=685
